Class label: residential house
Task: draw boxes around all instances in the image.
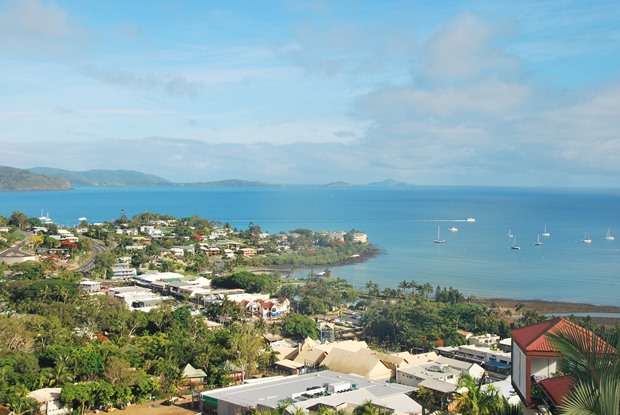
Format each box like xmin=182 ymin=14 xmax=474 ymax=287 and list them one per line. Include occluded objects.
xmin=396 ymin=354 xmax=484 ymax=391
xmin=238 ymin=247 xmax=257 ymax=257
xmin=111 ymin=264 xmax=137 ymax=280
xmin=511 ymin=317 xmax=607 ymax=408
xmin=468 ymin=333 xmax=500 ymax=346
xmin=351 ymin=232 xmax=368 ymax=243
xmin=79 ymin=279 xmax=101 ymax=294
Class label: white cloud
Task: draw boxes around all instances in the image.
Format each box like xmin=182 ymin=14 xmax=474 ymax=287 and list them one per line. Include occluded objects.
xmin=422 ymin=13 xmax=519 ymax=80
xmin=0 ymin=0 xmax=85 ymax=56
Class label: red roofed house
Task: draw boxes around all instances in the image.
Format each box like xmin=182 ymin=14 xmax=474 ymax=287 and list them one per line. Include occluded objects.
xmin=511 ymin=317 xmax=602 ymax=408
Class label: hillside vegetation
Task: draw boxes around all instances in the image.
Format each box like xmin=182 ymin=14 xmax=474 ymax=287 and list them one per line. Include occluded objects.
xmin=0 ymin=166 xmax=71 ymax=191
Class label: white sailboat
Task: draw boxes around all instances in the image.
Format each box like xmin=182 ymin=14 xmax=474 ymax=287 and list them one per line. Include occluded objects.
xmin=542 ymin=224 xmax=551 ymax=237
xmin=511 ymin=235 xmax=521 ymax=250
xmin=433 ymin=225 xmax=446 ymax=244
xmin=535 ymin=234 xmax=544 ymax=246
xmin=605 ymin=228 xmax=615 ymax=241
xmin=448 ymin=226 xmax=459 ymax=233
xmin=582 ymin=233 xmax=592 ymax=244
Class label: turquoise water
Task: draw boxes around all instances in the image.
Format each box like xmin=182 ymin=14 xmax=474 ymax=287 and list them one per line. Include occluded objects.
xmin=1 ymin=186 xmax=619 ymax=305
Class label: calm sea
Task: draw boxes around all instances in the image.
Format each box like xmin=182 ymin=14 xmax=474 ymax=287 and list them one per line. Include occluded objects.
xmin=1 ymin=186 xmax=619 ymax=305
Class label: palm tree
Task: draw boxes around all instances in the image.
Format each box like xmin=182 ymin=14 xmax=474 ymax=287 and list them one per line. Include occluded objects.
xmin=451 ymin=375 xmax=501 ymax=415
xmin=548 ymin=327 xmax=620 ymax=415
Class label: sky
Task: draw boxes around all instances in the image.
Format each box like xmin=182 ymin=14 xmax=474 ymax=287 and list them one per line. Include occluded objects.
xmin=1 ymin=0 xmax=620 ymax=186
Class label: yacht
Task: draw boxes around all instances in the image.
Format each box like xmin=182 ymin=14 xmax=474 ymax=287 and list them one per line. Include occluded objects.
xmin=433 ymin=226 xmax=447 ymax=244
xmin=582 ymin=233 xmax=593 ymax=244
xmin=542 ymin=224 xmax=551 ymax=237
xmin=466 ymin=218 xmax=476 ymax=223
xmin=535 ymin=234 xmax=544 ymax=246
xmin=507 ymin=228 xmax=514 ymax=239
xmin=511 ymin=236 xmax=521 ymax=250
xmin=38 ymin=210 xmax=54 ymax=225
xmin=448 ymin=226 xmax=459 ymax=233
xmin=605 ymin=228 xmax=615 ymax=241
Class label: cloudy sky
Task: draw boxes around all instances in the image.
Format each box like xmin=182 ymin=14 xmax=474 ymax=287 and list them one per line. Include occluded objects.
xmin=1 ymin=0 xmax=620 ymax=186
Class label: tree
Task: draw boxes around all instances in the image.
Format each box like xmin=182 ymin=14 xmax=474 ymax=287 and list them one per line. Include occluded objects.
xmin=281 ymin=314 xmax=318 ymax=341
xmin=451 ymin=375 xmax=501 ymax=415
xmin=230 ymin=324 xmax=265 ymax=382
xmin=8 ymin=211 xmax=29 ymax=230
xmin=5 ymin=385 xmax=38 ymax=415
xmin=548 ymin=328 xmax=620 ymax=415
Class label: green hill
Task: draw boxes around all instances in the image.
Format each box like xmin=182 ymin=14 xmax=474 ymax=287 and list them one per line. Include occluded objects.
xmin=28 ymin=167 xmax=170 ymax=187
xmin=0 ymin=166 xmax=71 ymax=191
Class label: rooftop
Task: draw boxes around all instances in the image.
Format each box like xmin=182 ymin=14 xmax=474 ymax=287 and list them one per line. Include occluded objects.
xmin=201 ymin=370 xmax=413 ymax=410
xmin=538 ymin=375 xmax=575 ymax=407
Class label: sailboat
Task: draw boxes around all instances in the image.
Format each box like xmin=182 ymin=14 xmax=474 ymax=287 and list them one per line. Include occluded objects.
xmin=448 ymin=226 xmax=459 ymax=233
xmin=507 ymin=228 xmax=514 ymax=239
xmin=605 ymin=228 xmax=616 ymax=241
xmin=542 ymin=224 xmax=551 ymax=237
xmin=511 ymin=235 xmax=521 ymax=250
xmin=535 ymin=234 xmax=544 ymax=246
xmin=582 ymin=233 xmax=592 ymax=244
xmin=433 ymin=226 xmax=446 ymax=244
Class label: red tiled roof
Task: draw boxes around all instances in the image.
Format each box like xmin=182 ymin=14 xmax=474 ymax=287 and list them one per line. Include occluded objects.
xmin=538 ymin=375 xmax=575 ymax=406
xmin=511 ymin=318 xmax=605 ymax=353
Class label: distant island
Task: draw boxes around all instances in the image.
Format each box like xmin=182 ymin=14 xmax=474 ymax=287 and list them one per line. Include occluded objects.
xmin=28 ymin=167 xmax=170 ymax=187
xmin=0 ymin=166 xmax=71 ymax=191
xmin=0 ymin=165 xmax=414 ymax=191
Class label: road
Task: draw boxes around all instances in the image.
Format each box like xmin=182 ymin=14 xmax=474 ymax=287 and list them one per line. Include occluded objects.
xmin=78 ymin=238 xmax=107 ymax=273
xmin=0 ymin=232 xmax=34 ymax=259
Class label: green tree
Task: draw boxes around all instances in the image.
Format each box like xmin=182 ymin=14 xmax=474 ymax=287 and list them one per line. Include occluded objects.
xmin=451 ymin=375 xmax=501 ymax=415
xmin=548 ymin=328 xmax=620 ymax=415
xmin=281 ymin=314 xmax=318 ymax=341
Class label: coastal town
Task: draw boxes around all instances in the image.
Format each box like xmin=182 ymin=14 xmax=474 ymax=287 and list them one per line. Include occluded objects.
xmin=0 ymin=210 xmax=618 ymax=415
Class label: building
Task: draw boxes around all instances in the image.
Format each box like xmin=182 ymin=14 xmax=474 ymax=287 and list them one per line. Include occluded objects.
xmin=454 ymin=344 xmax=511 ymax=371
xmin=244 ymin=297 xmax=290 ymax=319
xmin=201 ymin=370 xmax=422 ymax=415
xmin=321 ymin=347 xmax=392 ymax=381
xmin=27 ymin=388 xmax=69 ymax=415
xmin=238 ymin=247 xmax=257 ymax=257
xmin=396 ymin=355 xmax=484 ymax=390
xmin=79 ymin=279 xmax=101 ymax=294
xmin=468 ymin=333 xmax=500 ymax=347
xmin=511 ymin=318 xmax=607 ymax=408
xmin=108 ymin=286 xmax=171 ymax=311
xmin=350 ymin=232 xmax=368 ymax=243
xmin=111 ymin=264 xmax=137 ymax=280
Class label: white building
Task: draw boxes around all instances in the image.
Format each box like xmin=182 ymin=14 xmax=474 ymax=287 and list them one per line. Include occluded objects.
xmin=468 ymin=333 xmax=500 ymax=346
xmin=454 ymin=344 xmax=511 ymax=368
xmin=79 ymin=279 xmax=101 ymax=294
xmin=111 ymin=264 xmax=137 ymax=280
xmin=350 ymin=232 xmax=368 ymax=243
xmin=396 ymin=355 xmax=484 ymax=389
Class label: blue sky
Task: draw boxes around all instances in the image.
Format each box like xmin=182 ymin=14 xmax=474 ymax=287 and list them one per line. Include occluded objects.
xmin=1 ymin=0 xmax=620 ymax=185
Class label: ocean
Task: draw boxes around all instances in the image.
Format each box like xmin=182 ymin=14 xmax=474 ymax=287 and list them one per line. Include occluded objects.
xmin=1 ymin=186 xmax=619 ymax=305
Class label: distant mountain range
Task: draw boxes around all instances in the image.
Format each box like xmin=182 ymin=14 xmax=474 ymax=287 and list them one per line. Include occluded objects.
xmin=0 ymin=165 xmax=413 ymax=191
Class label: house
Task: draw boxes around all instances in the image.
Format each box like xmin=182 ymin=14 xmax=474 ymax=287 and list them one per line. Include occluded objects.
xmin=511 ymin=317 xmax=607 ymax=408
xmin=468 ymin=333 xmax=500 ymax=346
xmin=0 ymin=226 xmax=10 ymax=233
xmin=79 ymin=279 xmax=101 ymax=294
xmin=245 ymin=298 xmax=290 ymax=319
xmin=27 ymin=388 xmax=69 ymax=415
xmin=238 ymin=247 xmax=257 ymax=257
xmin=350 ymin=232 xmax=368 ymax=243
xmin=200 ymin=370 xmax=422 ymax=415
xmin=182 ymin=363 xmax=207 ymax=385
xmin=482 ymin=376 xmax=521 ymax=406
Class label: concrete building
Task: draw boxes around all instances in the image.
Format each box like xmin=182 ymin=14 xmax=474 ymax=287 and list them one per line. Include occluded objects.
xmin=396 ymin=355 xmax=484 ymax=390
xmin=79 ymin=279 xmax=101 ymax=294
xmin=111 ymin=264 xmax=137 ymax=280
xmin=468 ymin=333 xmax=500 ymax=347
xmin=201 ymin=371 xmax=422 ymax=415
xmin=454 ymin=344 xmax=511 ymax=370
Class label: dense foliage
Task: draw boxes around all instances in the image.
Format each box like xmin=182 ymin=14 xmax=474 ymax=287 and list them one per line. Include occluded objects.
xmin=212 ymin=270 xmax=279 ymax=294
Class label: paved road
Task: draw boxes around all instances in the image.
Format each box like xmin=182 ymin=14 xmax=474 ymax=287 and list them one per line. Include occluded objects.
xmin=78 ymin=238 xmax=107 ymax=273
xmin=0 ymin=233 xmax=34 ymax=258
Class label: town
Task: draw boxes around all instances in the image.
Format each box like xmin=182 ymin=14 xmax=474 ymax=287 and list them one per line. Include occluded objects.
xmin=0 ymin=211 xmax=617 ymax=415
